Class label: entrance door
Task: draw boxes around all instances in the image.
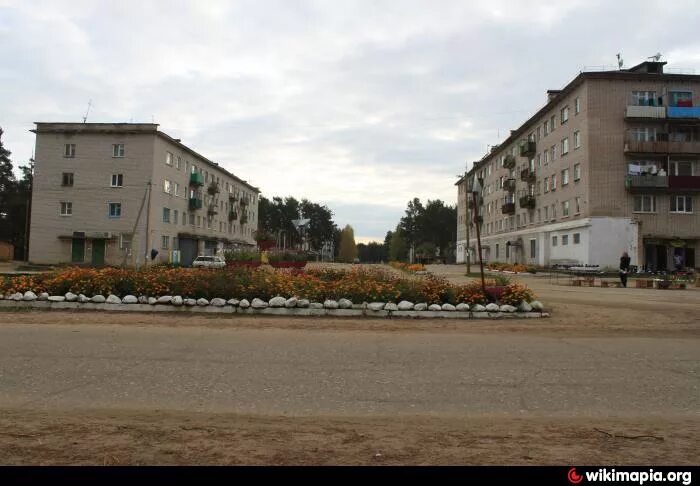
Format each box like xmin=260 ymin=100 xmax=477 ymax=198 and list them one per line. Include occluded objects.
xmin=92 ymin=239 xmax=105 ymax=266
xmin=179 ymin=238 xmax=198 ymax=267
xmin=71 ymin=238 xmax=85 ymax=263
xmin=656 ymin=245 xmax=667 ymax=271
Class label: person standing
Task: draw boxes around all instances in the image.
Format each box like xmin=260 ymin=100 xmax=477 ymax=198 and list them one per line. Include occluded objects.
xmin=619 ymin=251 xmax=631 ymax=288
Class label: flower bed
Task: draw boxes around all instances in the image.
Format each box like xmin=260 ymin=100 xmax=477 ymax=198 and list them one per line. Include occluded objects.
xmin=1 ymin=266 xmax=537 ymax=307
xmin=389 ymin=261 xmax=426 ymax=274
xmin=267 ymin=251 xmax=308 ymax=269
xmin=487 ymin=262 xmax=537 ymax=274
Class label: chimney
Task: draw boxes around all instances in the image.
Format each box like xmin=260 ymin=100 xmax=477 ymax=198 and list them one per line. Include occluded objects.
xmin=547 ymin=90 xmax=562 ymax=103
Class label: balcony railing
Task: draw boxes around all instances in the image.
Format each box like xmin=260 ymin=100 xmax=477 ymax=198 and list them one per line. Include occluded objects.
xmin=502 ymin=178 xmax=516 ymax=192
xmin=519 ymin=195 xmax=536 ymax=209
xmin=519 ymin=140 xmax=536 ymax=157
xmin=624 ymin=175 xmax=668 ymax=191
xmin=624 ymin=137 xmax=700 ymax=155
xmin=188 ymin=197 xmax=203 ymax=210
xmin=520 ymin=168 xmax=536 ymax=183
xmin=189 ymin=172 xmax=204 ymax=186
xmin=667 ymin=106 xmax=700 ymax=118
xmin=625 ymin=105 xmax=666 ymax=119
xmin=503 ymin=154 xmax=516 ymax=169
xmin=501 ymin=202 xmax=515 ymax=215
xmin=669 ymin=175 xmax=700 ymax=191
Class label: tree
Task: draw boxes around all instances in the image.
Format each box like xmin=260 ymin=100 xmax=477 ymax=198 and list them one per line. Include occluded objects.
xmin=0 ymin=127 xmax=16 ymax=243
xmin=357 ymin=242 xmax=386 ymax=263
xmin=338 ymin=225 xmax=358 ymax=262
xmin=389 ymin=227 xmax=408 ymax=261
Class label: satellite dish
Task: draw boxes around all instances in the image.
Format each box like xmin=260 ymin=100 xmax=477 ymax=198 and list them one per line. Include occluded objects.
xmin=648 ymin=52 xmax=662 ymax=62
xmin=616 ymin=53 xmax=624 ymax=69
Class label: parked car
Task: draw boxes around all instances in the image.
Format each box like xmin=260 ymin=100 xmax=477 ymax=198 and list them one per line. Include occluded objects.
xmin=192 ymin=255 xmax=226 ymax=268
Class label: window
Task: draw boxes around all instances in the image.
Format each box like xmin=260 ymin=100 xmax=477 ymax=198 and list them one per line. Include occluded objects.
xmin=552 ymin=236 xmax=558 ymax=247
xmin=630 ymin=127 xmax=656 ymax=141
xmin=173 ymin=182 xmax=180 ymax=197
xmin=551 ymin=144 xmax=557 ymax=160
xmin=161 ymin=236 xmax=170 ymax=250
xmin=64 ymin=144 xmax=76 ymax=158
xmin=551 ymin=204 xmax=557 ymax=219
xmin=543 ymin=149 xmax=549 ymax=164
xmin=162 ymin=207 xmax=171 ymax=223
xmin=560 ymin=106 xmax=569 ymax=124
xmin=189 ymin=213 xmax=195 ymax=225
xmin=112 ymin=144 xmax=125 ymax=157
xmin=670 ymin=160 xmax=696 ymax=176
xmin=562 ymin=235 xmax=569 ymax=245
xmin=60 ymin=202 xmax=72 ymax=216
xmin=562 ymin=168 xmax=569 ymax=185
xmin=120 ymin=233 xmax=132 ymax=251
xmin=196 ymin=216 xmax=201 ymax=227
xmin=573 ymin=233 xmax=581 ymax=244
xmin=111 ymin=174 xmax=123 ymax=187
xmin=669 ymin=91 xmax=692 ymax=107
xmin=561 ymin=137 xmax=569 ymax=155
xmin=537 ymin=209 xmax=541 ymax=222
xmin=61 ymin=172 xmax=74 ymax=187
xmin=163 ymin=179 xmax=172 ymax=194
xmin=562 ymin=200 xmax=570 ymax=217
xmin=530 ymin=239 xmax=536 ymax=259
xmin=631 ymin=91 xmax=657 ymax=106
xmin=574 ymin=97 xmax=580 ymax=114
xmin=633 ymin=195 xmax=657 ymax=213
xmin=166 ymin=152 xmax=173 ymax=166
xmin=544 ymin=177 xmax=550 ymax=193
xmin=537 ymin=126 xmax=541 ymax=140
xmin=537 ymin=154 xmax=541 ymax=167
xmin=182 ymin=212 xmax=187 ymax=225
xmin=173 ymin=210 xmax=179 ymax=224
xmin=176 ymin=156 xmax=181 ymax=170
xmin=550 ymin=115 xmax=556 ymax=131
xmin=670 ymin=196 xmax=693 ymax=213
xmin=108 ymin=202 xmax=122 ymax=218
xmin=574 ymin=163 xmax=581 ymax=181
xmin=544 ymin=120 xmax=549 ymax=136
xmin=575 ymin=196 xmax=581 ymax=214
xmin=551 ymin=174 xmax=557 ymax=190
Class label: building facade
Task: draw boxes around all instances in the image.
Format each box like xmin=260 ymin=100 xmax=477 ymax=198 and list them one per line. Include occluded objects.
xmin=457 ymin=61 xmax=700 ymax=271
xmin=29 ymin=123 xmax=260 ymax=267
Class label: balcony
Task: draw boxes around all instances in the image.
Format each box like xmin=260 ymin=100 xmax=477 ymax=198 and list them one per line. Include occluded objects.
xmin=207 ymin=205 xmax=218 ymax=216
xmin=188 ymin=197 xmax=203 ymax=210
xmin=669 ymin=175 xmax=700 ymax=191
xmin=667 ymin=106 xmax=700 ymax=118
xmin=502 ymin=178 xmax=516 ymax=192
xmin=189 ymin=172 xmax=204 ymax=186
xmin=625 ymin=105 xmax=666 ymax=119
xmin=207 ymin=182 xmax=220 ymax=195
xmin=625 ymin=175 xmax=668 ymax=191
xmin=624 ymin=137 xmax=700 ymax=155
xmin=519 ymin=195 xmax=536 ymax=209
xmin=520 ymin=168 xmax=536 ymax=183
xmin=503 ymin=154 xmax=516 ymax=169
xmin=519 ymin=140 xmax=536 ymax=157
xmin=501 ymin=202 xmax=515 ymax=215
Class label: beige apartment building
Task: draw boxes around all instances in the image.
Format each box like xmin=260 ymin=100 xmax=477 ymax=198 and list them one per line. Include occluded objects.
xmin=456 ymin=61 xmax=700 ymax=271
xmin=29 ymin=123 xmax=260 ymax=267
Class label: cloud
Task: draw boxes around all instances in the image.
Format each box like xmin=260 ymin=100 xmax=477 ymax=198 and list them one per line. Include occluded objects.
xmin=1 ymin=0 xmax=699 ymax=241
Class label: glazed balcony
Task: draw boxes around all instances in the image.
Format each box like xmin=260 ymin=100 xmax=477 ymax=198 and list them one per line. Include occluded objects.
xmin=188 ymin=197 xmax=203 ymax=210
xmin=501 ymin=202 xmax=515 ymax=215
xmin=189 ymin=172 xmax=204 ymax=186
xmin=519 ymin=140 xmax=536 ymax=157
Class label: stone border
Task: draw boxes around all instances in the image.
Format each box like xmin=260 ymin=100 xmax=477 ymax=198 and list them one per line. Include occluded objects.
xmin=0 ymin=300 xmax=549 ymax=319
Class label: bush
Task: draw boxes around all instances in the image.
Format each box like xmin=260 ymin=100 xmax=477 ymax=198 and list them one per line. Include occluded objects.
xmin=224 ymin=250 xmax=260 ymax=263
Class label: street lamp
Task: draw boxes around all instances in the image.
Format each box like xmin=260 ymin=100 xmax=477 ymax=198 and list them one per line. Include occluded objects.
xmin=471 ymin=176 xmax=487 ymax=296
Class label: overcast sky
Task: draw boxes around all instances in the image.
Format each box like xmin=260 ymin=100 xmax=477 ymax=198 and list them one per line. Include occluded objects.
xmin=2 ymin=1 xmax=699 ymax=242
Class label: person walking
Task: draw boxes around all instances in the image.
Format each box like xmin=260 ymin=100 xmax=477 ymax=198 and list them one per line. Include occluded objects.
xmin=619 ymin=251 xmax=631 ymax=288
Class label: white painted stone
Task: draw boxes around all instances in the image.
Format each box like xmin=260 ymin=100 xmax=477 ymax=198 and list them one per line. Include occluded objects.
xmin=184 ymin=298 xmax=197 ymax=306
xmin=122 ymin=295 xmax=138 ymax=304
xmin=78 ymin=294 xmax=90 ymax=303
xmin=148 ymin=297 xmax=158 ymax=305
xmin=12 ymin=292 xmax=22 ymax=301
xmin=397 ymin=301 xmax=414 ymax=311
xmin=269 ymin=296 xmax=287 ymax=307
xmin=297 ymin=299 xmax=310 ymax=308
xmin=65 ymin=292 xmax=78 ymax=302
xmin=414 ymin=303 xmax=428 ymax=311
xmin=197 ymin=298 xmax=209 ymax=306
xmin=323 ymin=300 xmax=339 ymax=309
xmin=106 ymin=294 xmax=122 ymax=304
xmin=441 ymin=303 xmax=456 ymax=311
xmin=518 ymin=301 xmax=533 ymax=312
xmin=251 ymin=298 xmax=268 ymax=309
xmin=456 ymin=303 xmax=470 ymax=312
xmin=157 ymin=296 xmax=172 ymax=304
xmin=239 ymin=299 xmax=250 ymax=308
xmin=530 ymin=300 xmax=544 ymax=311
xmin=309 ymin=302 xmax=324 ymax=309
xmin=38 ymin=292 xmax=49 ymax=301
xmin=368 ymin=302 xmax=385 ymax=311
xmin=138 ymin=296 xmax=149 ymax=304
xmin=211 ymin=298 xmax=226 ymax=307
xmin=499 ymin=304 xmax=517 ymax=313
xmin=338 ymin=298 xmax=353 ymax=309
xmin=472 ymin=304 xmax=486 ymax=312
xmin=485 ymin=303 xmax=500 ymax=312
xmin=48 ymin=296 xmax=66 ymax=302
xmin=227 ymin=299 xmax=240 ymax=306
xmin=23 ymin=291 xmax=37 ymax=301
xmin=384 ymin=303 xmax=398 ymax=311
xmin=91 ymin=295 xmax=106 ymax=303
xmin=428 ymin=304 xmax=442 ymax=311
xmin=172 ymin=296 xmax=184 ymax=306
xmin=285 ymin=297 xmax=298 ymax=308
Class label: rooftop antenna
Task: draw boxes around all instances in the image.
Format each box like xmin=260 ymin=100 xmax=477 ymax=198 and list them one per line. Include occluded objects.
xmin=648 ymin=52 xmax=663 ymax=62
xmin=616 ymin=53 xmax=624 ymax=70
xmin=82 ymin=99 xmax=92 ymax=123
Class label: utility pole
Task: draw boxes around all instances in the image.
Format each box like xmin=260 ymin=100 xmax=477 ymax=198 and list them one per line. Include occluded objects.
xmin=124 ymin=181 xmax=151 ymax=268
xmin=144 ymin=179 xmax=153 ymax=266
xmin=23 ymin=157 xmax=34 ymax=261
xmin=471 ymin=177 xmax=486 ymax=296
xmin=464 ymin=163 xmax=471 ymax=274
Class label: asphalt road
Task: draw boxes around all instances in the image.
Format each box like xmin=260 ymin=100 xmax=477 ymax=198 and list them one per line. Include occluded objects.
xmin=0 ymin=322 xmax=697 ymax=417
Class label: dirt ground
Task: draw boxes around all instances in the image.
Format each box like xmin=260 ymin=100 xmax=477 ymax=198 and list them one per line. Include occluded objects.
xmin=1 ymin=264 xmax=698 ymax=465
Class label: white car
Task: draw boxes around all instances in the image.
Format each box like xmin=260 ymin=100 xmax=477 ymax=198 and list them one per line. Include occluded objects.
xmin=192 ymin=255 xmax=226 ymax=268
